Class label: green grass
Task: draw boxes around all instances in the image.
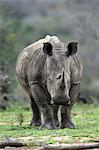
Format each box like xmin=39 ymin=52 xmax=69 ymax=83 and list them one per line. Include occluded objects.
xmin=0 ymin=103 xmax=99 ymax=145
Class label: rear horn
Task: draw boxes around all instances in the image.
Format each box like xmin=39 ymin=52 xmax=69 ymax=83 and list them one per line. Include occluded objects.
xmin=62 ymin=68 xmax=65 ymax=83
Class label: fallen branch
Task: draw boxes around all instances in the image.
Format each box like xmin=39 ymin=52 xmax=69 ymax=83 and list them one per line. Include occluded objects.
xmin=0 ymin=138 xmax=26 ymax=148
xmin=43 ymin=142 xmax=99 ymax=150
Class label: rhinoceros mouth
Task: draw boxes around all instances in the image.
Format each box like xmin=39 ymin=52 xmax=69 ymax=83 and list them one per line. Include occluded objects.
xmin=50 ymin=96 xmax=71 ymax=106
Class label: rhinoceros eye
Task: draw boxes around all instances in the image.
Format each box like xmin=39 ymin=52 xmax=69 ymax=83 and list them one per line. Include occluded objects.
xmin=56 ymin=74 xmax=62 ymax=80
xmin=49 ymin=78 xmax=51 ymax=81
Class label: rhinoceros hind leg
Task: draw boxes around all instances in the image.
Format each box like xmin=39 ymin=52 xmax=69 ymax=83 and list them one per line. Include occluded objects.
xmin=30 ymin=96 xmax=41 ymax=127
xmin=53 ymin=105 xmax=59 ymax=127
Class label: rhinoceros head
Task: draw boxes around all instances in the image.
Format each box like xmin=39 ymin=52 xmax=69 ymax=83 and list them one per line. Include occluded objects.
xmin=43 ymin=41 xmax=78 ymax=105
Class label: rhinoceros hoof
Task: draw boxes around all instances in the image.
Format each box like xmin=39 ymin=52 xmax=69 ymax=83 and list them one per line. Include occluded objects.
xmin=39 ymin=123 xmax=56 ymax=130
xmin=30 ymin=120 xmax=41 ymax=127
xmin=54 ymin=120 xmax=59 ymax=128
xmin=61 ymin=121 xmax=75 ymax=129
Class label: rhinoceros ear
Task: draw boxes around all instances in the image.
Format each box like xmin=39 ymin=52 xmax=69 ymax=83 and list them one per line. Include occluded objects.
xmin=66 ymin=42 xmax=78 ymax=57
xmin=43 ymin=42 xmax=53 ymax=56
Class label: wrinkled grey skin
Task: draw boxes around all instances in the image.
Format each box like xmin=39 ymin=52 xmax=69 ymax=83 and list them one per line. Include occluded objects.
xmin=16 ymin=35 xmax=83 ymax=129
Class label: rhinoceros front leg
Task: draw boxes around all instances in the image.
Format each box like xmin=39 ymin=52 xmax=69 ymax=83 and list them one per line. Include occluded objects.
xmin=30 ymin=96 xmax=41 ymax=127
xmin=60 ymin=105 xmax=75 ymax=129
xmin=60 ymin=84 xmax=80 ymax=129
xmin=30 ymin=83 xmax=56 ymax=130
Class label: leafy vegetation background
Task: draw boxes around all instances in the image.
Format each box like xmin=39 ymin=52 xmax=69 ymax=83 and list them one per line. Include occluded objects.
xmin=0 ymin=0 xmax=99 ymax=102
